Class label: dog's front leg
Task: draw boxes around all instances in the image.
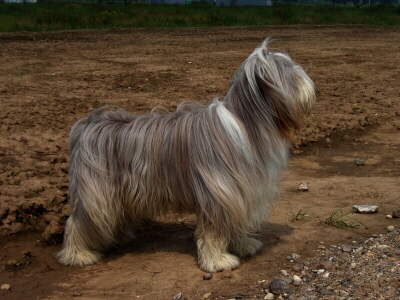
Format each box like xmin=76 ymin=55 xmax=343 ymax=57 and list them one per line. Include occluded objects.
xmin=195 ymin=224 xmax=240 ymax=273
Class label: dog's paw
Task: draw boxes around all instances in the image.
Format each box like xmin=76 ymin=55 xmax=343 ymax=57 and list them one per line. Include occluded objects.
xmin=199 ymin=253 xmax=240 ymax=273
xmin=232 ymin=237 xmax=263 ymax=258
xmin=57 ymin=248 xmax=102 ymax=266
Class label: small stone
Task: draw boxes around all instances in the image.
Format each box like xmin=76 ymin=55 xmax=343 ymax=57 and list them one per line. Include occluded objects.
xmin=354 ymin=246 xmax=363 ymax=254
xmin=264 ymin=293 xmax=275 ymax=300
xmin=287 ymin=253 xmax=300 ymax=262
xmin=292 ymin=275 xmax=302 ymax=286
xmin=354 ymin=159 xmax=365 ymax=166
xmin=258 ymin=279 xmax=267 ymax=284
xmin=392 ymin=209 xmax=400 ymax=218
xmin=350 ymin=262 xmax=356 ymax=268
xmin=387 ymin=225 xmax=395 ymax=232
xmin=386 ymin=214 xmax=393 ymax=219
xmin=280 ymin=270 xmax=289 ymax=276
xmin=1 ymin=284 xmax=11 ymax=291
xmin=297 ymin=183 xmax=309 ymax=192
xmin=202 ymin=292 xmax=212 ymax=299
xmin=269 ymin=279 xmax=290 ymax=295
xmin=173 ymin=292 xmax=183 ymax=300
xmin=203 ymin=273 xmax=213 ymax=280
xmin=377 ymin=244 xmax=390 ymax=250
xmin=338 ymin=290 xmax=349 ymax=297
xmin=341 ymin=244 xmax=353 ymax=252
xmin=319 ymin=288 xmax=335 ymax=295
xmin=72 ymin=291 xmax=82 ymax=297
xmin=322 ymin=272 xmax=330 ymax=279
xmin=316 ymin=269 xmax=325 ymax=275
xmin=352 ymin=205 xmax=379 ymax=214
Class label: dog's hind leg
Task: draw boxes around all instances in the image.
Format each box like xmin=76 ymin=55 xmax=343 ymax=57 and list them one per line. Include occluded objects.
xmin=195 ymin=221 xmax=240 ymax=273
xmin=57 ymin=193 xmax=120 ymax=266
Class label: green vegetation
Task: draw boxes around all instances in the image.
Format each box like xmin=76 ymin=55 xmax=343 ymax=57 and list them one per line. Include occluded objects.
xmin=324 ymin=209 xmax=364 ymax=229
xmin=0 ymin=3 xmax=399 ymax=32
xmin=291 ymin=208 xmax=312 ymax=222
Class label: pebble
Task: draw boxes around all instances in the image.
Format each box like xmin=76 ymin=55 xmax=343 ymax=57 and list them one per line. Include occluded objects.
xmin=269 ymin=279 xmax=290 ymax=295
xmin=350 ymin=262 xmax=356 ymax=268
xmin=297 ymin=183 xmax=309 ymax=192
xmin=292 ymin=275 xmax=302 ymax=286
xmin=173 ymin=292 xmax=184 ymax=300
xmin=354 ymin=159 xmax=365 ymax=166
xmin=1 ymin=284 xmax=11 ymax=291
xmin=280 ymin=270 xmax=289 ymax=276
xmin=264 ymin=293 xmax=275 ymax=300
xmin=386 ymin=214 xmax=393 ymax=219
xmin=322 ymin=272 xmax=330 ymax=279
xmin=338 ymin=290 xmax=349 ymax=297
xmin=288 ymin=253 xmax=300 ymax=261
xmin=341 ymin=244 xmax=353 ymax=253
xmin=316 ymin=269 xmax=325 ymax=275
xmin=203 ymin=273 xmax=213 ymax=280
xmin=72 ymin=291 xmax=82 ymax=297
xmin=258 ymin=279 xmax=267 ymax=284
xmin=352 ymin=205 xmax=379 ymax=214
xmin=377 ymin=244 xmax=390 ymax=250
xmin=354 ymin=246 xmax=364 ymax=254
xmin=387 ymin=225 xmax=395 ymax=232
xmin=202 ymin=292 xmax=212 ymax=299
xmin=319 ymin=288 xmax=335 ymax=295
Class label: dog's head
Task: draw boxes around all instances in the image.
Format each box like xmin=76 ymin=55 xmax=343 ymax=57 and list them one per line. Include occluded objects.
xmin=226 ymin=38 xmax=316 ymax=138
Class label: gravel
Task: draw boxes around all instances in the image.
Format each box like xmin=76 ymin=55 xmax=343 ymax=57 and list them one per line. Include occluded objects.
xmin=288 ymin=226 xmax=400 ymax=299
xmin=253 ymin=226 xmax=400 ymax=300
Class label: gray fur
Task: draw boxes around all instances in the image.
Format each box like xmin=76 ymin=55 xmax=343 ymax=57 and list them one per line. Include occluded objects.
xmin=58 ymin=39 xmax=315 ymax=272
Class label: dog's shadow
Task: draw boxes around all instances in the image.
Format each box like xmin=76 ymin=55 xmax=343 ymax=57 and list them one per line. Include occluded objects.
xmin=105 ymin=219 xmax=294 ymax=262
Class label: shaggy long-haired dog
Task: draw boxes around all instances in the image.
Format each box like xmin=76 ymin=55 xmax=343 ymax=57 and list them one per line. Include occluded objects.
xmin=58 ymin=39 xmax=315 ymax=272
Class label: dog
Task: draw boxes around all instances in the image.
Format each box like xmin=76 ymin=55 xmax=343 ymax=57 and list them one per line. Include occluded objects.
xmin=57 ymin=38 xmax=315 ymax=272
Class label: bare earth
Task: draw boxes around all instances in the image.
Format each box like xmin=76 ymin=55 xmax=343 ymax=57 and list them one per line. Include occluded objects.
xmin=0 ymin=26 xmax=399 ymax=300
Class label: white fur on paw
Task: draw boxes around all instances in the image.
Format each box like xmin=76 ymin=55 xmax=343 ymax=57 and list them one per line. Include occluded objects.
xmin=199 ymin=253 xmax=240 ymax=273
xmin=233 ymin=237 xmax=263 ymax=258
xmin=57 ymin=248 xmax=102 ymax=266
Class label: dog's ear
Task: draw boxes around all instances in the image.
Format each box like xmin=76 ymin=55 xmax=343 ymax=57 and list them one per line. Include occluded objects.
xmin=255 ymin=75 xmax=300 ymax=139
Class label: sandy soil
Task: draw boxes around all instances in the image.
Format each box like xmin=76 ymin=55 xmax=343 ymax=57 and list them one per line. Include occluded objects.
xmin=0 ymin=26 xmax=399 ymax=300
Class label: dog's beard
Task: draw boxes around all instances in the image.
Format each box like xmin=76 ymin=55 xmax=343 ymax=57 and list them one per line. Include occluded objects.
xmin=58 ymin=38 xmax=316 ymax=272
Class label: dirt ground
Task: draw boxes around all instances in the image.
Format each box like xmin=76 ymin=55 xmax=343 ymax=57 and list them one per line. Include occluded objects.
xmin=0 ymin=26 xmax=399 ymax=300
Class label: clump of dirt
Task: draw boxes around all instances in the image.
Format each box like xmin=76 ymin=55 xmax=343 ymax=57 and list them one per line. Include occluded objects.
xmin=4 ymin=251 xmax=33 ymax=272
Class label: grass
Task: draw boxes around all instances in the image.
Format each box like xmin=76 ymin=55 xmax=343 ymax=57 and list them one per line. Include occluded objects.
xmin=324 ymin=209 xmax=364 ymax=229
xmin=291 ymin=208 xmax=312 ymax=222
xmin=0 ymin=3 xmax=400 ymax=32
